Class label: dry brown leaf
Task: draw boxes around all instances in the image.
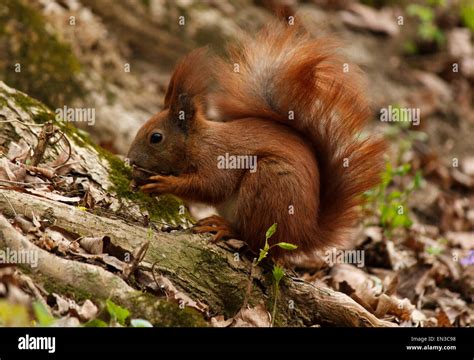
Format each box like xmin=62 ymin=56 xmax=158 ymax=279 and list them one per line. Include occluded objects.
xmin=340 ymin=3 xmax=399 ymax=36
xmin=461 ymin=157 xmax=474 ymax=177
xmin=369 ymin=268 xmax=398 ymax=294
xmin=447 ymin=28 xmax=472 ymax=59
xmin=49 ymin=293 xmax=98 ymax=322
xmin=5 ymin=284 xmax=32 ymax=307
xmin=451 ymin=169 xmax=473 ymax=188
xmin=436 ymin=309 xmax=452 ymax=327
xmin=153 ymin=274 xmax=208 ymax=314
xmin=47 ymin=148 xmax=70 ymax=168
xmin=76 ymin=179 xmax=110 ymax=207
xmin=388 ymin=241 xmax=418 ymax=270
xmin=24 ymin=174 xmax=48 ymax=185
xmin=446 ymin=232 xmax=474 ymax=250
xmin=77 ymin=299 xmax=99 ymax=321
xmin=411 ymin=223 xmax=440 ymax=239
xmin=210 ymin=315 xmax=234 ymax=328
xmin=232 ymin=303 xmax=271 ymax=327
xmin=69 ymin=252 xmax=126 ymax=272
xmin=364 ymin=226 xmax=383 ymax=242
xmin=425 ymin=288 xmax=469 ymax=325
xmin=47 ymin=225 xmax=78 ymax=241
xmin=331 ymin=264 xmax=372 ymax=291
xmin=383 ymin=297 xmax=415 ymax=322
xmin=397 ymin=264 xmax=433 ymax=302
xmin=38 ymin=228 xmax=78 ymax=254
xmin=437 ymin=254 xmax=461 ymax=281
xmin=330 ymin=264 xmax=382 ymax=310
xmin=7 ymin=139 xmax=30 ymax=163
xmin=413 ymin=71 xmax=452 ymax=102
xmin=26 ymin=189 xmax=81 ymax=203
xmin=460 ymin=265 xmax=473 ymax=302
xmin=79 ymin=236 xmax=108 ymax=254
xmin=50 ymin=293 xmax=72 ymax=315
xmin=83 ymin=190 xmax=96 ymax=209
xmin=24 ymin=165 xmax=56 ymax=180
xmin=410 ymin=309 xmax=427 ymax=326
xmin=0 ymin=157 xmax=26 ymax=182
xmin=224 ymin=239 xmax=246 ymax=250
xmin=54 ymin=316 xmax=81 ymax=327
xmin=13 ymin=215 xmax=39 ymax=234
xmin=374 ymin=293 xmax=393 ymax=318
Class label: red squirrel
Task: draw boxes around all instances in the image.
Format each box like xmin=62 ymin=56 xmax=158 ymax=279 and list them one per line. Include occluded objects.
xmin=127 ymin=21 xmax=386 ymax=260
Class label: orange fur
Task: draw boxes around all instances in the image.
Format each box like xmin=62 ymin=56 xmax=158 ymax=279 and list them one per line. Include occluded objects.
xmin=127 ymin=21 xmax=386 ymax=260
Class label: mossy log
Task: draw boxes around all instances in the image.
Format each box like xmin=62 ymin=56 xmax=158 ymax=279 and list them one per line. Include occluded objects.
xmin=0 ymin=82 xmax=395 ymax=327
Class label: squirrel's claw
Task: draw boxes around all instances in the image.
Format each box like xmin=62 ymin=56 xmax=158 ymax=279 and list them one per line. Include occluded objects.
xmin=193 ymin=225 xmax=235 ymax=243
xmin=195 ymin=215 xmax=229 ymax=227
xmin=140 ymin=175 xmax=172 ymax=194
xmin=193 ymin=216 xmax=237 ymax=243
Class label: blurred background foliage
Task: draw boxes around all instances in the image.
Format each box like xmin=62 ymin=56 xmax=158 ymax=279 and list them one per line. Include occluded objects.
xmin=0 ymin=0 xmax=84 ymax=108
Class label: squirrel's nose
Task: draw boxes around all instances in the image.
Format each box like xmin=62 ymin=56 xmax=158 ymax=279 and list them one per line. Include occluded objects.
xmin=126 ymin=147 xmax=137 ymax=166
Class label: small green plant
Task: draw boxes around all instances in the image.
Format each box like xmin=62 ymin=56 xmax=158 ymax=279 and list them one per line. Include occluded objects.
xmin=85 ymin=299 xmax=152 ymax=327
xmin=0 ymin=300 xmax=31 ymax=326
xmin=0 ymin=0 xmax=84 ymax=108
xmin=32 ymin=302 xmax=55 ymax=327
xmin=426 ymin=245 xmax=443 ymax=256
xmin=106 ymin=299 xmax=130 ymax=326
xmin=0 ymin=300 xmax=55 ymax=327
xmin=271 ymin=265 xmax=285 ymax=326
xmin=241 ymin=223 xmax=297 ymax=326
xmin=366 ymin=112 xmax=426 ymax=236
xmin=426 ymin=238 xmax=448 ymax=256
xmin=366 ymin=162 xmax=423 ymax=236
xmin=256 ymin=223 xmax=298 ymax=264
xmin=460 ymin=0 xmax=474 ymax=33
xmin=405 ymin=3 xmax=445 ymax=52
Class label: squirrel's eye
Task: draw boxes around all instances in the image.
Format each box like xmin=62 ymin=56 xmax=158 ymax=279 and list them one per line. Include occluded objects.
xmin=150 ymin=132 xmax=163 ymax=144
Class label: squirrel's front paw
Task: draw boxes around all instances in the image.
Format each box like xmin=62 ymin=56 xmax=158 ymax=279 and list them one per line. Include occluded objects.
xmin=140 ymin=175 xmax=175 ymax=195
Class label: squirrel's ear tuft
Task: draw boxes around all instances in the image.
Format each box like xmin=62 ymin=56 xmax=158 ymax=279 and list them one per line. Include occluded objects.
xmin=163 ymin=47 xmax=214 ymax=110
xmin=170 ymin=93 xmax=195 ymax=133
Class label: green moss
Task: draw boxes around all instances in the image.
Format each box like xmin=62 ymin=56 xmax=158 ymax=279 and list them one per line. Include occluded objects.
xmin=124 ymin=295 xmax=207 ymax=327
xmin=3 ymin=84 xmax=191 ymax=225
xmin=28 ymin=270 xmax=207 ymax=327
xmin=1 ymin=83 xmax=57 ymax=127
xmin=59 ymin=121 xmax=191 ymax=223
xmin=40 ymin=275 xmax=94 ymax=304
xmin=105 ymin=154 xmax=191 ymax=224
xmin=32 ymin=111 xmax=53 ymax=124
xmin=181 ymin=244 xmax=249 ymax=316
xmin=153 ymin=301 xmax=207 ymax=327
xmin=9 ymin=90 xmax=46 ymax=111
xmin=140 ymin=0 xmax=151 ymax=8
xmin=0 ymin=95 xmax=7 ymax=108
xmin=0 ymin=0 xmax=84 ymax=108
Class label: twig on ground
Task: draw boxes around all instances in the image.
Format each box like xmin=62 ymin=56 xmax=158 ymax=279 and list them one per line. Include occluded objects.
xmin=26 ymin=121 xmax=56 ymax=167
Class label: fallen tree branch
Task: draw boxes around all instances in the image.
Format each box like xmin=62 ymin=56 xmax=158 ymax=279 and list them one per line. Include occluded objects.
xmin=0 ymin=214 xmax=206 ymax=326
xmin=0 ymin=189 xmax=396 ymax=327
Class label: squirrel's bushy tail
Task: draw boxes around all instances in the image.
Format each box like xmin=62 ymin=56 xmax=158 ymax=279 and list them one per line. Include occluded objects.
xmin=213 ymin=21 xmax=386 ymax=247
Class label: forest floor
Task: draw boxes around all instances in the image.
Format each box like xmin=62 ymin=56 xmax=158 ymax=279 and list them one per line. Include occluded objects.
xmin=0 ymin=0 xmax=472 ymax=327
